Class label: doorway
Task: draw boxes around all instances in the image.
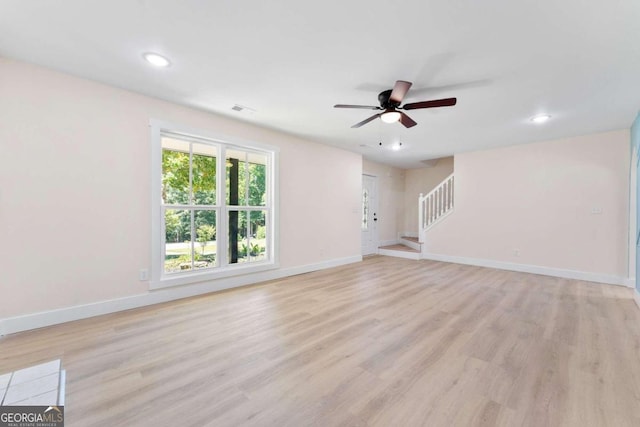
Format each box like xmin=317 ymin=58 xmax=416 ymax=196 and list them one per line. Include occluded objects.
xmin=362 ymin=174 xmax=378 ymax=255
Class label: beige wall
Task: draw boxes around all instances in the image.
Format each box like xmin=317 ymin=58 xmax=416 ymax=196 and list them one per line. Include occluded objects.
xmin=403 ymin=157 xmax=454 ymax=233
xmin=0 ymin=58 xmax=362 ymax=319
xmin=425 ymin=130 xmax=630 ymax=277
xmin=362 ymin=160 xmax=405 ymax=244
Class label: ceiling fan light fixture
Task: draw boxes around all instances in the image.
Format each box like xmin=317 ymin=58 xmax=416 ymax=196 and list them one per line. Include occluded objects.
xmin=381 ymin=110 xmax=401 ymax=124
xmin=530 ymin=114 xmax=551 ymax=124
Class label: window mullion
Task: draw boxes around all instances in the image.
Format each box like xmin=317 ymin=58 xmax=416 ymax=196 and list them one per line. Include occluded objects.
xmin=218 ymin=146 xmax=228 ymax=267
xmin=190 ymin=209 xmax=195 ymax=270
xmin=246 ymin=209 xmax=251 ymax=262
xmin=160 ymin=205 xmax=166 ymax=278
xmin=244 ymin=151 xmax=250 ymax=207
xmin=189 ymin=144 xmax=195 ymax=270
xmin=244 ymin=153 xmax=250 ymax=262
xmin=189 ymin=142 xmax=194 ymax=204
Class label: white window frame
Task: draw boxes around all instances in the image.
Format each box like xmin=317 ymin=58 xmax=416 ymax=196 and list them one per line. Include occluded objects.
xmin=150 ymin=119 xmax=279 ymax=290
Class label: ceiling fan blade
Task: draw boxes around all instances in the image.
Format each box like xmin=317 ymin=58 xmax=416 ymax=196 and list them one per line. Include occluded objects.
xmin=351 ymin=113 xmax=381 ymax=128
xmin=334 ymin=104 xmax=381 ymax=110
xmin=399 ymin=112 xmax=417 ymax=128
xmin=403 ymin=97 xmax=457 ymax=110
xmin=389 ymin=80 xmax=413 ymax=104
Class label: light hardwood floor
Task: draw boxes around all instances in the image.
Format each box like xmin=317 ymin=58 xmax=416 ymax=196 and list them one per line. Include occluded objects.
xmin=1 ymin=256 xmax=640 ymax=426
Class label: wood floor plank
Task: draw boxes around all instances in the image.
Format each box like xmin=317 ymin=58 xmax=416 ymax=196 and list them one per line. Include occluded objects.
xmin=1 ymin=255 xmax=640 ymax=426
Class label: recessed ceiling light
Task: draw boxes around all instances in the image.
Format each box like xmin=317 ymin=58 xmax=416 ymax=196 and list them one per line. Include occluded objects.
xmin=143 ymin=52 xmax=171 ymax=68
xmin=530 ymin=114 xmax=551 ymax=124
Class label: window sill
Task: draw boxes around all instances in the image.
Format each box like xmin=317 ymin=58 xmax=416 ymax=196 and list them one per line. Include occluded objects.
xmin=150 ymin=260 xmax=279 ymax=290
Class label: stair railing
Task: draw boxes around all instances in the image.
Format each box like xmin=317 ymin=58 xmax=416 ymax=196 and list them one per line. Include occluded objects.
xmin=418 ymin=173 xmax=454 ymax=242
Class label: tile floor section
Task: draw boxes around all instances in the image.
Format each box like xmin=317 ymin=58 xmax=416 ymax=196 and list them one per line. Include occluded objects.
xmin=0 ymin=360 xmax=65 ymax=406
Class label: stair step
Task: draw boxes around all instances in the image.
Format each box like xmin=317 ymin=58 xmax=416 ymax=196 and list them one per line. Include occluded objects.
xmin=378 ymin=244 xmax=420 ymax=253
xmin=400 ymin=236 xmax=421 ymax=244
xmin=378 ymin=244 xmax=421 ymax=260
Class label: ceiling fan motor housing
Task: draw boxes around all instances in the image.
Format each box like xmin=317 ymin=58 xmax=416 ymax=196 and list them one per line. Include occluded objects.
xmin=378 ymin=89 xmax=399 ymax=109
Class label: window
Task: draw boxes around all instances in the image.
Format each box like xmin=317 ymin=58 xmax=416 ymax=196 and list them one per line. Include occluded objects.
xmin=151 ymin=121 xmax=277 ymax=288
xmin=362 ymin=187 xmax=369 ymax=231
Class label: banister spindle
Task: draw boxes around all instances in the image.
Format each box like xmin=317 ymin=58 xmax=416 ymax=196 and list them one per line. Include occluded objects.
xmin=444 ymin=181 xmax=449 ymax=212
xmin=432 ymin=193 xmax=436 ymax=222
xmin=430 ymin=195 xmax=434 ymax=224
xmin=433 ymin=188 xmax=438 ymax=221
xmin=451 ymin=176 xmax=454 ymax=207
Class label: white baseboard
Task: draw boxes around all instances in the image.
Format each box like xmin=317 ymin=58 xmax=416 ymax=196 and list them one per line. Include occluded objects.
xmin=0 ymin=255 xmax=362 ymax=336
xmin=634 ymin=288 xmax=640 ymax=310
xmin=421 ymin=252 xmax=633 ymax=287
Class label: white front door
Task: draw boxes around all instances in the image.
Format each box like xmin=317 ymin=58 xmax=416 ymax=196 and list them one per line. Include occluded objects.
xmin=361 ymin=174 xmax=378 ymax=255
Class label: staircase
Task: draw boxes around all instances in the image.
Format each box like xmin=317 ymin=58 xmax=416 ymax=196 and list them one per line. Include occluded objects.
xmin=378 ymin=173 xmax=455 ymax=260
xmin=378 ymin=236 xmax=422 ymax=260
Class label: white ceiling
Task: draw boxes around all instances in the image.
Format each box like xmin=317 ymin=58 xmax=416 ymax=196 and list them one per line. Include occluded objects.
xmin=1 ymin=0 xmax=639 ymax=168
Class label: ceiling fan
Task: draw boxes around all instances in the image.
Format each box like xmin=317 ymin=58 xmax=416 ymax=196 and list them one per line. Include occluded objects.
xmin=334 ymin=80 xmax=457 ymax=128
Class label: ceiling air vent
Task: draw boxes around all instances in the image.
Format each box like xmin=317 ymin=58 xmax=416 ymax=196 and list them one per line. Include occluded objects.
xmin=231 ymin=104 xmax=256 ymax=114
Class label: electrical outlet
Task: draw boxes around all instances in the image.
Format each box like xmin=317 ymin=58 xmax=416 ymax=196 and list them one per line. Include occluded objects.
xmin=590 ymin=207 xmax=603 ymax=215
xmin=513 ymin=249 xmax=520 ymax=257
xmin=139 ymin=269 xmax=149 ymax=281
